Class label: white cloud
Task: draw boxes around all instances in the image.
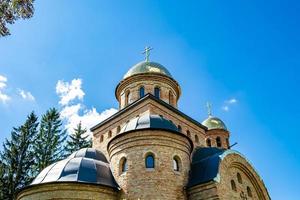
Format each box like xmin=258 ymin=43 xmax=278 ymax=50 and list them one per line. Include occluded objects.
xmin=226 ymin=98 xmax=237 ymax=104
xmin=56 ymin=79 xmax=85 ymax=105
xmin=222 ymin=98 xmax=238 ymax=112
xmin=222 ymin=106 xmax=229 ymax=112
xmin=0 ymin=75 xmax=10 ymax=103
xmin=18 ymin=89 xmax=35 ymax=101
xmin=56 ymin=79 xmax=117 ymax=136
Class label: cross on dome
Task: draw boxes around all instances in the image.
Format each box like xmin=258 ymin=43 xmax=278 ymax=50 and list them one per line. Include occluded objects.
xmin=142 ymin=46 xmax=153 ymax=62
xmin=206 ymin=102 xmax=212 ymax=117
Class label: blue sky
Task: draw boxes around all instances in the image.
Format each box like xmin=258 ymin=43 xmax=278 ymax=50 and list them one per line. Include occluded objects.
xmin=0 ymin=0 xmax=299 ymax=199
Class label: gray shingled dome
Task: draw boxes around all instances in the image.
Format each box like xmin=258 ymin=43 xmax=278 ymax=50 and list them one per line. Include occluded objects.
xmin=120 ymin=113 xmax=179 ymax=134
xmin=31 ymin=148 xmax=118 ymax=188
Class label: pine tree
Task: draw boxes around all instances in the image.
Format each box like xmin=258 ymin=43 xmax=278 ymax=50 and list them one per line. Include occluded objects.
xmin=0 ymin=112 xmax=38 ymax=200
xmin=66 ymin=122 xmax=92 ymax=155
xmin=34 ymin=108 xmax=66 ymax=172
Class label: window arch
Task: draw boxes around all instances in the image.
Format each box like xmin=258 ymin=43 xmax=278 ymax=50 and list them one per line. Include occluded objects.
xmin=145 ymin=153 xmax=155 ymax=168
xmin=108 ymin=131 xmax=112 ymax=138
xmin=186 ymin=130 xmax=190 ymax=137
xmin=216 ymin=137 xmax=222 ymax=147
xmin=120 ymin=157 xmax=128 ymax=174
xmin=139 ymin=86 xmax=145 ymax=98
xmin=231 ymin=180 xmax=237 ymax=191
xmin=169 ymin=91 xmax=174 ymax=105
xmin=237 ymin=172 xmax=243 ymax=184
xmin=154 ymin=87 xmax=160 ymax=99
xmin=125 ymin=90 xmax=130 ymax=106
xmin=206 ymin=138 xmax=211 ymax=147
xmin=173 ymin=156 xmax=181 ymax=172
xmin=100 ymin=135 xmax=104 ymax=143
xmin=247 ymin=186 xmax=253 ymax=197
xmin=195 ymin=135 xmax=199 ymax=143
xmin=178 ymin=125 xmax=182 ymax=132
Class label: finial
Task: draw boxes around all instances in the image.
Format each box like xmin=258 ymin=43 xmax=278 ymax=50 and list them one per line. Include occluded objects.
xmin=206 ymin=102 xmax=212 ymax=117
xmin=142 ymin=46 xmax=153 ymax=62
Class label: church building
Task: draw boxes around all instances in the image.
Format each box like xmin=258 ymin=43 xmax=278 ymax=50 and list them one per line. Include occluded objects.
xmin=17 ymin=49 xmax=270 ymax=200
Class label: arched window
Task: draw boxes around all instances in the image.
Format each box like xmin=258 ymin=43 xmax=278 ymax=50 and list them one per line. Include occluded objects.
xmin=100 ymin=135 xmax=104 ymax=143
xmin=154 ymin=87 xmax=160 ymax=99
xmin=178 ymin=125 xmax=182 ymax=132
xmin=195 ymin=135 xmax=199 ymax=143
xmin=247 ymin=186 xmax=253 ymax=197
xmin=169 ymin=91 xmax=174 ymax=105
xmin=206 ymin=138 xmax=211 ymax=147
xmin=231 ymin=180 xmax=237 ymax=191
xmin=145 ymin=153 xmax=155 ymax=168
xmin=173 ymin=156 xmax=181 ymax=172
xmin=125 ymin=90 xmax=130 ymax=106
xmin=117 ymin=126 xmax=121 ymax=134
xmin=216 ymin=137 xmax=222 ymax=147
xmin=139 ymin=86 xmax=145 ymax=98
xmin=237 ymin=172 xmax=243 ymax=184
xmin=186 ymin=130 xmax=190 ymax=137
xmin=108 ymin=131 xmax=112 ymax=138
xmin=120 ymin=157 xmax=128 ymax=174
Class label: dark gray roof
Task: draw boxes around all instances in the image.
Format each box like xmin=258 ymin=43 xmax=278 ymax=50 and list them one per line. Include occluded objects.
xmin=31 ymin=148 xmax=118 ymax=189
xmin=69 ymin=148 xmax=108 ymax=163
xmin=120 ymin=113 xmax=179 ymax=134
xmin=188 ymin=147 xmax=225 ymax=188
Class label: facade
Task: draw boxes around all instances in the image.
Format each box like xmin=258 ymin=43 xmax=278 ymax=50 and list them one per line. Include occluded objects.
xmin=17 ymin=55 xmax=270 ymax=200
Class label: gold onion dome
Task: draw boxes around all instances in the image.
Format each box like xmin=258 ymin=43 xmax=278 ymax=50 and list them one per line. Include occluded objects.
xmin=202 ymin=116 xmax=228 ymax=131
xmin=123 ymin=61 xmax=173 ymax=79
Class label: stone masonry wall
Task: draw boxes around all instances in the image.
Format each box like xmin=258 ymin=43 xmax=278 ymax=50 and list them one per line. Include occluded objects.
xmin=107 ymin=130 xmax=192 ymax=200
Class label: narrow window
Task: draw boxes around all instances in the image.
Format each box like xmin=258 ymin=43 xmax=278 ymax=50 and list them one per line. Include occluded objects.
xmin=145 ymin=153 xmax=155 ymax=168
xmin=226 ymin=138 xmax=230 ymax=148
xmin=120 ymin=157 xmax=128 ymax=174
xmin=125 ymin=91 xmax=130 ymax=106
xmin=108 ymin=131 xmax=112 ymax=138
xmin=178 ymin=125 xmax=182 ymax=132
xmin=173 ymin=156 xmax=181 ymax=172
xmin=247 ymin=186 xmax=253 ymax=197
xmin=216 ymin=137 xmax=222 ymax=147
xmin=231 ymin=180 xmax=237 ymax=191
xmin=117 ymin=126 xmax=121 ymax=134
xmin=154 ymin=87 xmax=160 ymax=99
xmin=195 ymin=135 xmax=199 ymax=143
xmin=186 ymin=130 xmax=190 ymax=137
xmin=237 ymin=172 xmax=243 ymax=184
xmin=169 ymin=91 xmax=174 ymax=105
xmin=139 ymin=86 xmax=145 ymax=98
xmin=187 ymin=131 xmax=191 ymax=138
xmin=206 ymin=138 xmax=211 ymax=147
xmin=100 ymin=135 xmax=104 ymax=143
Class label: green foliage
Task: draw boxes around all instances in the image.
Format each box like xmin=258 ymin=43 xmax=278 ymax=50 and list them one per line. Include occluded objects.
xmin=33 ymin=108 xmax=67 ymax=172
xmin=66 ymin=122 xmax=92 ymax=156
xmin=0 ymin=0 xmax=35 ymax=36
xmin=0 ymin=112 xmax=38 ymax=200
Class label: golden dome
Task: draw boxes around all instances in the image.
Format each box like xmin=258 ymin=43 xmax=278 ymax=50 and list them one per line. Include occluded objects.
xmin=123 ymin=61 xmax=172 ymax=79
xmin=202 ymin=116 xmax=228 ymax=131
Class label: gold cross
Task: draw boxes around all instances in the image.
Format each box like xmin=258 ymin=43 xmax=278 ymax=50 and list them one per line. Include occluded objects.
xmin=206 ymin=102 xmax=212 ymax=117
xmin=142 ymin=46 xmax=153 ymax=62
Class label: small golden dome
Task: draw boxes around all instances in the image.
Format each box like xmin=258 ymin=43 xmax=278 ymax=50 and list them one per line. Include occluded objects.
xmin=202 ymin=116 xmax=228 ymax=131
xmin=123 ymin=61 xmax=172 ymax=79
